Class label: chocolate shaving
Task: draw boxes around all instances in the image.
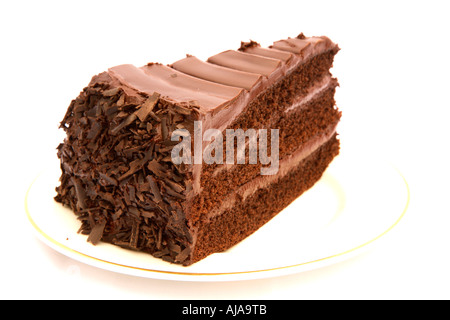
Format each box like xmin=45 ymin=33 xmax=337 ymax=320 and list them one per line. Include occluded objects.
xmin=147 ymin=159 xmax=166 ymax=177
xmin=175 ymin=247 xmax=191 ymax=263
xmin=147 ymin=175 xmax=162 ymax=203
xmin=87 ymin=220 xmax=106 ymax=245
xmin=70 ymin=177 xmax=87 ymax=210
xmin=156 ymin=227 xmax=163 ymax=250
xmin=86 ymin=121 xmax=102 ymax=140
xmin=118 ymin=151 xmax=152 ymax=181
xmin=164 ymin=178 xmax=184 ymax=193
xmin=173 ymin=104 xmax=193 ymax=115
xmin=128 ymin=185 xmax=136 ymax=203
xmin=130 ymin=220 xmax=140 ymax=248
xmin=161 ymin=117 xmax=169 ymax=141
xmin=169 ymin=242 xmax=182 ymax=255
xmin=153 ymin=247 xmax=169 ymax=258
xmin=109 ymin=113 xmax=137 ymax=135
xmin=103 ymin=87 xmax=120 ymax=97
xmin=98 ymin=172 xmax=118 ymax=186
xmin=148 ymin=111 xmax=161 ymax=122
xmin=238 ymin=40 xmax=260 ymax=51
xmin=116 ymin=94 xmax=125 ymax=107
xmin=134 ymin=92 xmax=160 ymax=122
xmin=128 ymin=205 xmax=140 ymax=218
xmin=165 ymin=187 xmax=185 ymax=200
xmin=141 ymin=210 xmax=156 ymax=219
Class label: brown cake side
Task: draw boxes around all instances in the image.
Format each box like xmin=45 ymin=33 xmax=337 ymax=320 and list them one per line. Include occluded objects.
xmin=55 ymin=33 xmax=341 ymax=266
xmin=193 ymin=135 xmax=339 ymax=263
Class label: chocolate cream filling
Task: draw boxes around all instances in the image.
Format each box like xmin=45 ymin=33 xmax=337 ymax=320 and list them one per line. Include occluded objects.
xmin=205 ymin=122 xmax=338 ymax=221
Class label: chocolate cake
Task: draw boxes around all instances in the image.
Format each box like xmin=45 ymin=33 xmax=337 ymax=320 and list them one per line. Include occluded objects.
xmin=55 ymin=33 xmax=341 ymax=266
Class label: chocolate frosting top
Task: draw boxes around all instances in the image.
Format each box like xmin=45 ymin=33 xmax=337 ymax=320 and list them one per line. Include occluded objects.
xmin=108 ymin=34 xmax=337 ymax=117
xmin=109 ymin=63 xmax=243 ymax=111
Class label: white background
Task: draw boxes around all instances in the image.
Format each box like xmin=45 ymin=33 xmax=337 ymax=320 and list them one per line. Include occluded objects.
xmin=1 ymin=0 xmax=449 ymax=299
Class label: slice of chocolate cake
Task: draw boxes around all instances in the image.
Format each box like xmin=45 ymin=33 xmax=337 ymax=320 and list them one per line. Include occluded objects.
xmin=55 ymin=33 xmax=341 ymax=266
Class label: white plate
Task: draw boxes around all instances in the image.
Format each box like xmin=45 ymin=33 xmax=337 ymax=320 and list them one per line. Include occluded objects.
xmin=25 ymin=146 xmax=410 ymax=281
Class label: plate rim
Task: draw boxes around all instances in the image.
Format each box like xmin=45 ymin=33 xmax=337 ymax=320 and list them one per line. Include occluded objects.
xmin=24 ymin=163 xmax=410 ymax=281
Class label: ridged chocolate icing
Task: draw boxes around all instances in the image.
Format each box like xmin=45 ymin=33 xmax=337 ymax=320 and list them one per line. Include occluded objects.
xmin=171 ymin=55 xmax=262 ymax=91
